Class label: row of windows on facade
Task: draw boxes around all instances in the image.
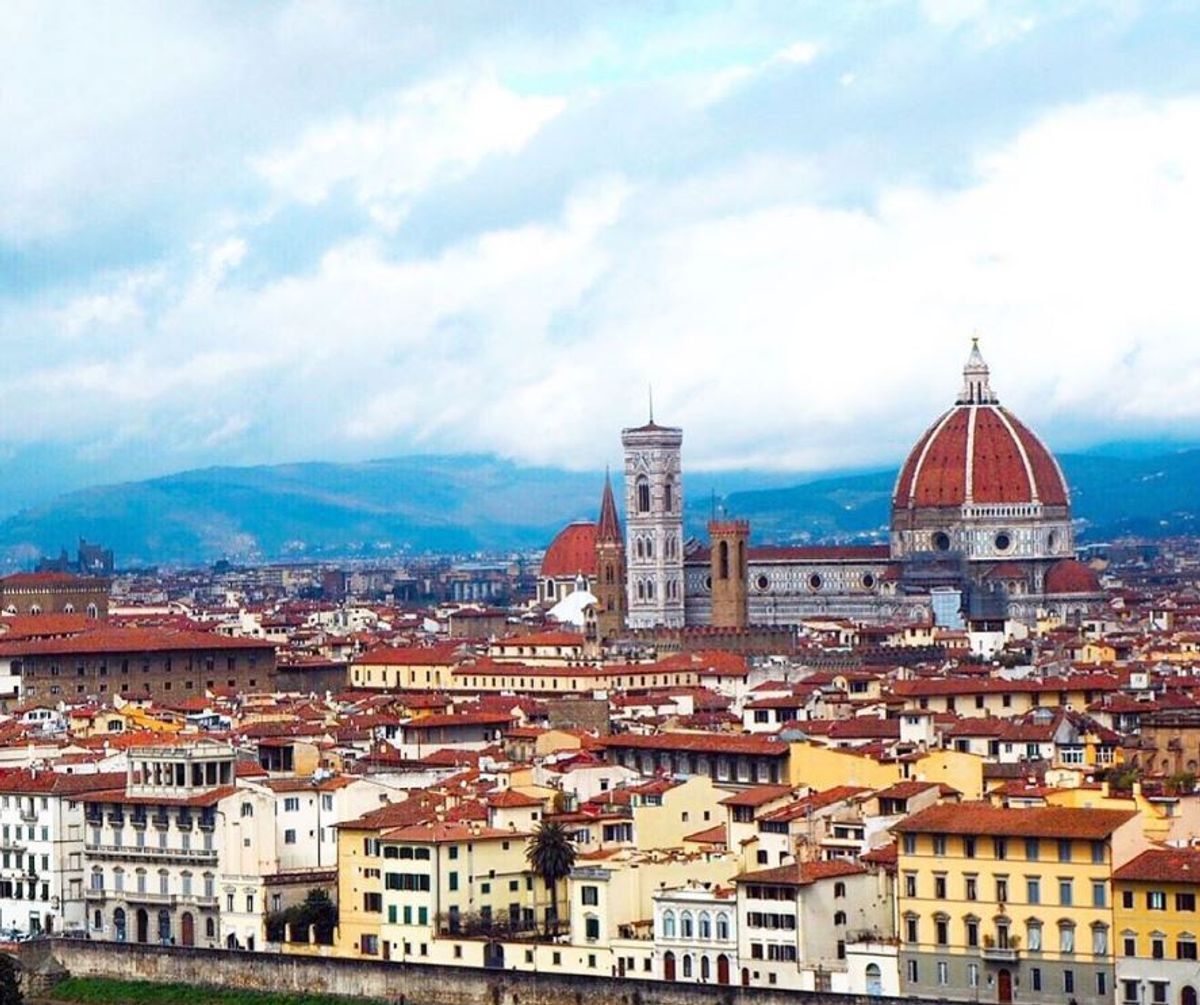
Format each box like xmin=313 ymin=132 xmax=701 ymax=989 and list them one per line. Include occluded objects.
xmin=659 ymin=910 xmax=733 ymax=940
xmin=617 ymin=749 xmax=783 ymax=784
xmin=1121 ymin=979 xmax=1200 ymax=1005
xmin=631 ymin=534 xmax=679 ymax=561
xmin=0 ymin=850 xmax=49 ymax=872
xmin=359 ymin=935 xmax=607 ymax=973
xmin=6 ymin=603 xmax=99 ymax=616
xmin=32 ymin=678 xmax=259 ymax=697
xmin=904 ymin=871 xmax=1109 ymax=906
xmin=88 ymin=827 xmax=215 ymax=852
xmin=86 ymin=805 xmax=217 ymax=829
xmin=633 ymin=578 xmax=681 ymax=602
xmin=901 ymin=833 xmax=1108 ymax=862
xmin=906 ymin=958 xmax=1106 ymax=997
xmin=31 ymin=654 xmax=256 ymax=675
xmin=89 ymin=868 xmax=216 ymax=898
xmin=95 ymin=908 xmax=218 ymax=942
xmin=904 ymin=913 xmax=1112 ymax=955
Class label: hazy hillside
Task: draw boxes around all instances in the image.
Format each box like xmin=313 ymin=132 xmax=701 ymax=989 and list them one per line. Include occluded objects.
xmin=1 ymin=447 xmax=1197 ymax=566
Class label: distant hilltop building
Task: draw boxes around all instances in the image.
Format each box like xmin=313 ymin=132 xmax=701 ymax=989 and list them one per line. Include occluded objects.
xmin=539 ymin=341 xmax=1103 ymax=635
xmin=37 ymin=537 xmax=115 ymax=577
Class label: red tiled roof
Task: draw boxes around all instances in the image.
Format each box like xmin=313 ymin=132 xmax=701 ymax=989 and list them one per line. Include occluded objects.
xmin=1113 ymin=848 xmax=1200 ymax=884
xmin=719 ymin=784 xmax=793 ymax=808
xmin=0 ymin=572 xmax=101 ymax=587
xmin=1045 ymin=559 xmax=1103 ymax=595
xmin=0 ymin=626 xmax=272 ymax=657
xmin=601 ymin=732 xmax=790 ymax=757
xmin=893 ymin=802 xmax=1136 ymax=839
xmin=352 ymin=642 xmax=463 ymax=667
xmin=735 ymin=859 xmax=866 ymax=886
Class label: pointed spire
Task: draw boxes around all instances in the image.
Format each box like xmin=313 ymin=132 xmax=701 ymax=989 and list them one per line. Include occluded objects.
xmin=957 ymin=333 xmax=998 ymax=405
xmin=597 ymin=467 xmax=622 ymax=543
xmin=648 ymin=384 xmax=655 ymax=424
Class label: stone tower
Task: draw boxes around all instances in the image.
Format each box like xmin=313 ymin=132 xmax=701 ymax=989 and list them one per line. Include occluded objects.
xmin=708 ymin=519 xmax=749 ymax=628
xmin=594 ymin=470 xmax=626 ymax=640
xmin=621 ymin=416 xmax=685 ymax=629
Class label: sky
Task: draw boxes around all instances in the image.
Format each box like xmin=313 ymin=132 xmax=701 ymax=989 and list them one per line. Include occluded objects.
xmin=4 ymin=0 xmax=1200 ymax=513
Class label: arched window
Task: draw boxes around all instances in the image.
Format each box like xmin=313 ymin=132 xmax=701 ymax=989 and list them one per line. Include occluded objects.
xmin=834 ymin=911 xmax=847 ymax=926
xmin=699 ymin=912 xmax=712 ymax=939
xmin=664 ymin=479 xmax=674 ymax=513
xmin=635 ymin=539 xmax=643 ymax=559
xmin=681 ymin=911 xmax=694 ymax=938
xmin=718 ymin=541 xmax=729 ymax=580
xmin=637 ymin=477 xmax=650 ymax=513
xmin=113 ymin=867 xmax=124 ymax=892
xmin=716 ymin=912 xmax=730 ymax=940
xmin=205 ymin=917 xmax=216 ymax=939
xmin=834 ymin=881 xmax=846 ymax=898
xmin=700 ymin=956 xmax=710 ymax=980
xmin=682 ymin=954 xmax=693 ymax=978
xmin=86 ymin=603 xmax=98 ymax=619
xmin=636 ymin=581 xmax=645 ymax=601
xmin=28 ymin=605 xmax=41 ymax=616
xmin=662 ymin=910 xmax=676 ymax=938
xmin=646 ymin=537 xmax=654 ymax=559
xmin=62 ymin=603 xmax=75 ymax=613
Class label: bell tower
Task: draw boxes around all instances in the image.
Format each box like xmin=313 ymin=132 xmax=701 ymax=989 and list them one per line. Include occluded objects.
xmin=621 ymin=413 xmax=685 ymax=629
xmin=593 ymin=470 xmax=626 ymax=640
xmin=709 ymin=519 xmax=749 ymax=628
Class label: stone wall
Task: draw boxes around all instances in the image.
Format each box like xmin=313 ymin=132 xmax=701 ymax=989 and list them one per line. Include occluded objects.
xmin=31 ymin=939 xmax=944 ymax=1005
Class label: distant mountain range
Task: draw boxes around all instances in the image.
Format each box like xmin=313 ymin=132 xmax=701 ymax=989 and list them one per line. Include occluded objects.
xmin=0 ymin=446 xmax=1197 ymax=567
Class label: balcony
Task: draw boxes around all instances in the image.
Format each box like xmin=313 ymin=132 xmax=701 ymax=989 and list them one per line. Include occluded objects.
xmin=123 ymin=890 xmax=175 ymax=906
xmin=84 ymin=888 xmax=106 ymax=903
xmin=176 ymin=815 xmax=193 ymax=831
xmin=130 ymin=811 xmax=148 ymax=829
xmin=980 ymin=934 xmax=1021 ymax=962
xmin=83 ymin=843 xmax=217 ymax=865
xmin=151 ymin=815 xmax=170 ymax=830
xmin=19 ymin=809 xmax=37 ymax=824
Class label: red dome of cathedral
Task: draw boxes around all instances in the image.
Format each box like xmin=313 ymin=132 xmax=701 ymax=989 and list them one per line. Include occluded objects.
xmin=540 ymin=521 xmax=597 ymax=578
xmin=892 ymin=341 xmax=1069 ymax=510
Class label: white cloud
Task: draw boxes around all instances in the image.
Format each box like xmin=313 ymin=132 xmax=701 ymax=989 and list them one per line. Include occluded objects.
xmin=18 ymin=92 xmax=1200 ymax=479
xmin=251 ymin=74 xmax=566 ymax=229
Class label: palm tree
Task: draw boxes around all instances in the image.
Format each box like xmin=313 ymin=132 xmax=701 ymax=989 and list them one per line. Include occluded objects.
xmin=525 ymin=821 xmax=576 ymax=934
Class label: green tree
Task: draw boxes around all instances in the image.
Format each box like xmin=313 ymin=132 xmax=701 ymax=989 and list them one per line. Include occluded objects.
xmin=525 ymin=821 xmax=576 ymax=934
xmin=0 ymin=954 xmax=22 ymax=1005
xmin=265 ymin=888 xmax=337 ymax=945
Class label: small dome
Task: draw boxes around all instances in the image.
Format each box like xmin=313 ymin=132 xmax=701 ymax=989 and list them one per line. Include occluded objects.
xmin=548 ymin=587 xmax=598 ymax=627
xmin=540 ymin=521 xmax=597 ymax=579
xmin=1044 ymin=559 xmax=1101 ymax=595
